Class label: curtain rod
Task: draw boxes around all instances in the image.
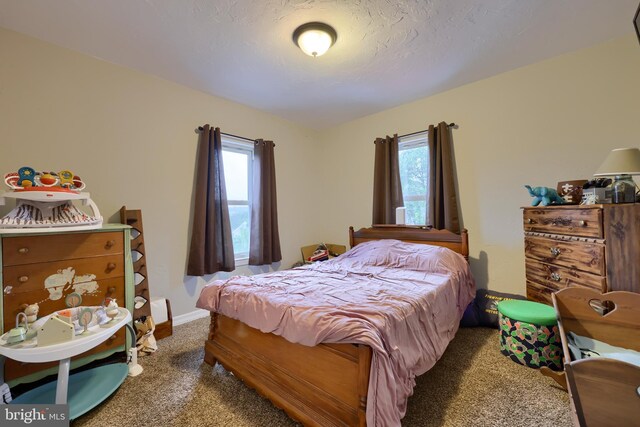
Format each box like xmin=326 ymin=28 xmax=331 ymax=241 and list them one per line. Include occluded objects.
xmin=196 ymin=126 xmax=255 ymax=143
xmin=398 ymin=122 xmax=457 ymax=139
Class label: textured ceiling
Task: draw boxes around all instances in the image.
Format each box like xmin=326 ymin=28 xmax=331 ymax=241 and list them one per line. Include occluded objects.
xmin=1 ymin=0 xmax=638 ymax=129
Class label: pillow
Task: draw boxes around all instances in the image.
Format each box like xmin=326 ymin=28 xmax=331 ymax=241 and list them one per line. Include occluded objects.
xmin=333 ymin=239 xmax=464 ymax=273
xmin=471 ymin=289 xmax=527 ymax=328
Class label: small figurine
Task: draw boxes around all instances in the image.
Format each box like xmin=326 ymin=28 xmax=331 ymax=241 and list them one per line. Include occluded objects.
xmin=23 ymin=303 xmax=39 ymax=326
xmin=524 ymin=185 xmax=565 ymax=206
xmin=105 ymin=298 xmax=119 ymax=322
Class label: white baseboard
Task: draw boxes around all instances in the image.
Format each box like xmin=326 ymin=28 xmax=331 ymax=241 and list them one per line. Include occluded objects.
xmin=173 ymin=308 xmax=210 ymax=326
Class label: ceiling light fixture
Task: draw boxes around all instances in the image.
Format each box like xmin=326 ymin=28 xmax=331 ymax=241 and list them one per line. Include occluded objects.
xmin=293 ymin=22 xmax=337 ymax=57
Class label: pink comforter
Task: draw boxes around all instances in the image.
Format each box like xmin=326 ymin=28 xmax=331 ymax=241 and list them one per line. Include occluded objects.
xmin=196 ymin=239 xmax=475 ymax=426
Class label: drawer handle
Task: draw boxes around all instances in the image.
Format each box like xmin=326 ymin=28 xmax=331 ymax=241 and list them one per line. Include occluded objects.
xmin=550 ymin=272 xmax=561 ymax=282
xmin=105 ymin=240 xmax=116 ymax=249
xmin=527 ymin=218 xmax=535 ymax=224
xmin=579 ymin=220 xmax=586 ymax=227
xmin=107 ymin=262 xmax=117 ymax=271
xmin=3 ymin=286 xmax=12 ymax=295
xmin=550 ymin=247 xmax=561 ymax=257
xmin=107 ymin=286 xmax=116 ymax=294
xmin=18 ymin=247 xmax=29 ymax=254
xmin=18 ymin=276 xmax=29 ymax=283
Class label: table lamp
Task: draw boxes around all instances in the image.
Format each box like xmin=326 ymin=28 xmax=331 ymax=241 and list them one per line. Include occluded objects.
xmin=593 ymin=148 xmax=640 ymax=203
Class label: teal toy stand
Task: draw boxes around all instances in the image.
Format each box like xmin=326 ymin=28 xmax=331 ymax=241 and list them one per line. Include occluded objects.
xmin=12 ymin=363 xmax=128 ymax=419
xmin=0 ymin=308 xmax=133 ymax=419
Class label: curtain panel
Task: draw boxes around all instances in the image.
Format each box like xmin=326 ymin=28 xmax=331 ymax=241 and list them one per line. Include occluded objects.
xmin=249 ymin=139 xmax=282 ymax=265
xmin=187 ymin=125 xmax=235 ymax=275
xmin=372 ymin=134 xmax=404 ymax=225
xmin=427 ymin=122 xmax=460 ymax=233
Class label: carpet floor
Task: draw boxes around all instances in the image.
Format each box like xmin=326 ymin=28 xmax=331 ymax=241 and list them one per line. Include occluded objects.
xmin=73 ymin=318 xmax=571 ymax=427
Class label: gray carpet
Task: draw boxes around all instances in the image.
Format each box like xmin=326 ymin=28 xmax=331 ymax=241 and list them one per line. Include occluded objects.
xmin=73 ymin=318 xmax=571 ymax=427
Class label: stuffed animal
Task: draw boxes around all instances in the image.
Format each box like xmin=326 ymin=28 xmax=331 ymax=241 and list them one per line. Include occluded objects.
xmin=525 ymin=185 xmax=565 ymax=206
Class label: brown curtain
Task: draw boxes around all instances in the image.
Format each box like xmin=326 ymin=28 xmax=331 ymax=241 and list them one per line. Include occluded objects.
xmin=249 ymin=139 xmax=282 ymax=265
xmin=187 ymin=125 xmax=235 ymax=275
xmin=372 ymin=134 xmax=404 ymax=224
xmin=427 ymin=122 xmax=460 ymax=233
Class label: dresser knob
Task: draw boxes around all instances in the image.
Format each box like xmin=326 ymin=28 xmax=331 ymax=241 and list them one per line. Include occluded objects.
xmin=107 ymin=262 xmax=117 ymax=271
xmin=18 ymin=276 xmax=29 ymax=283
xmin=527 ymin=218 xmax=534 ymax=224
xmin=579 ymin=220 xmax=586 ymax=227
xmin=108 ymin=335 xmax=117 ymax=341
xmin=18 ymin=247 xmax=29 ymax=254
xmin=3 ymin=286 xmax=12 ymax=295
xmin=550 ymin=272 xmax=561 ymax=282
xmin=105 ymin=240 xmax=116 ymax=249
xmin=107 ymin=286 xmax=116 ymax=294
xmin=550 ymin=247 xmax=561 ymax=257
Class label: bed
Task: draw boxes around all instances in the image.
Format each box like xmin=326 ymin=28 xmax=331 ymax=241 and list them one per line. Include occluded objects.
xmin=196 ymin=226 xmax=475 ymax=427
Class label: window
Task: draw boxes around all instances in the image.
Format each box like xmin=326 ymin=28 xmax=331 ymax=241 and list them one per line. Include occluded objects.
xmin=222 ymin=136 xmax=253 ymax=265
xmin=398 ymin=132 xmax=428 ymax=225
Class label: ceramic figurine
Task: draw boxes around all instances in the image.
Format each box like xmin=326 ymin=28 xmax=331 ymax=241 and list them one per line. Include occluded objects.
xmin=524 ymin=185 xmax=565 ymax=206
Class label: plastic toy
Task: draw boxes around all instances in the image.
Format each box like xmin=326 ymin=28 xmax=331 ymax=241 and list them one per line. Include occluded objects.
xmin=79 ymin=308 xmax=94 ymax=334
xmin=17 ymin=167 xmax=36 ymax=188
xmin=105 ymin=299 xmax=119 ymax=322
xmin=525 ymin=185 xmax=565 ymax=206
xmin=23 ymin=303 xmax=39 ymax=326
xmin=6 ymin=313 xmax=30 ymax=344
xmin=37 ymin=316 xmax=74 ymax=347
xmin=1 ymin=167 xmax=101 ymax=233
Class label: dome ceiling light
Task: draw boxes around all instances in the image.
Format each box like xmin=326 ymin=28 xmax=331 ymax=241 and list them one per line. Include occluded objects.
xmin=292 ymin=22 xmax=337 ymax=57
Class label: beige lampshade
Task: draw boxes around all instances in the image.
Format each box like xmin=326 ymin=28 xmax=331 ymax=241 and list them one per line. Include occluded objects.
xmin=594 ymin=148 xmax=640 ymax=176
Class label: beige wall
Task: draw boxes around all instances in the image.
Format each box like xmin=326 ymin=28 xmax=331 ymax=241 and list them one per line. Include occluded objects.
xmin=0 ymin=28 xmax=325 ymax=317
xmin=318 ymin=34 xmax=640 ymax=294
xmin=2 ymin=27 xmax=640 ymax=317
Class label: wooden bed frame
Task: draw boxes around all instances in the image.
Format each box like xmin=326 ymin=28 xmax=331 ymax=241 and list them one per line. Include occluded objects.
xmin=203 ymin=225 xmax=469 ymax=426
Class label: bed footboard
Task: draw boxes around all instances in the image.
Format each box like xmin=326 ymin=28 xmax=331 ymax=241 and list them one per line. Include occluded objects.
xmin=204 ymin=313 xmax=372 ymax=427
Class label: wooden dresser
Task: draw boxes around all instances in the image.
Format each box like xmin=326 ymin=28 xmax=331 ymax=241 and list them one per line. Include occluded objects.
xmin=0 ymin=225 xmax=133 ymax=385
xmin=523 ymin=204 xmax=640 ymax=304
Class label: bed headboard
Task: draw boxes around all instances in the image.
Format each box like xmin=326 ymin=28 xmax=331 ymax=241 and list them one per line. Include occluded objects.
xmin=349 ymin=225 xmax=469 ymax=260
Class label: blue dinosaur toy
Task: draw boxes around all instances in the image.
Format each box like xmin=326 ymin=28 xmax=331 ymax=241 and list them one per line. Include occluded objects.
xmin=524 ymin=185 xmax=565 ymax=206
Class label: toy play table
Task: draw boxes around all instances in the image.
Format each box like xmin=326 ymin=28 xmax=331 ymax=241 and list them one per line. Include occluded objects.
xmin=0 ymin=308 xmax=131 ymax=419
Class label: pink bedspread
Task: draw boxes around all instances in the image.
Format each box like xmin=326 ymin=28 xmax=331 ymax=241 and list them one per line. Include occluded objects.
xmin=196 ymin=239 xmax=475 ymax=426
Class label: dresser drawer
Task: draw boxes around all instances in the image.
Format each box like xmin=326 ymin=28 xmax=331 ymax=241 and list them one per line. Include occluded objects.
xmin=2 ymin=232 xmax=123 ymax=266
xmin=2 ymin=277 xmax=124 ymax=332
xmin=524 ymin=236 xmax=605 ymax=276
xmin=2 ymin=254 xmax=124 ymax=295
xmin=523 ymin=208 xmax=602 ymax=238
xmin=526 ymin=280 xmax=556 ymax=305
xmin=525 ymin=258 xmax=605 ymax=292
xmin=4 ymin=327 xmax=126 ymax=381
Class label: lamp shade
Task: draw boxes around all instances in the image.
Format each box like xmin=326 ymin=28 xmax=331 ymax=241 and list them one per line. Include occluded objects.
xmin=293 ymin=22 xmax=337 ymax=57
xmin=594 ymin=148 xmax=640 ymax=176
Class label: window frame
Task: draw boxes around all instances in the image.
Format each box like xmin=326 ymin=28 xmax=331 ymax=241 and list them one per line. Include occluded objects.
xmin=398 ymin=131 xmax=429 ymax=225
xmin=221 ymin=135 xmax=254 ymax=265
